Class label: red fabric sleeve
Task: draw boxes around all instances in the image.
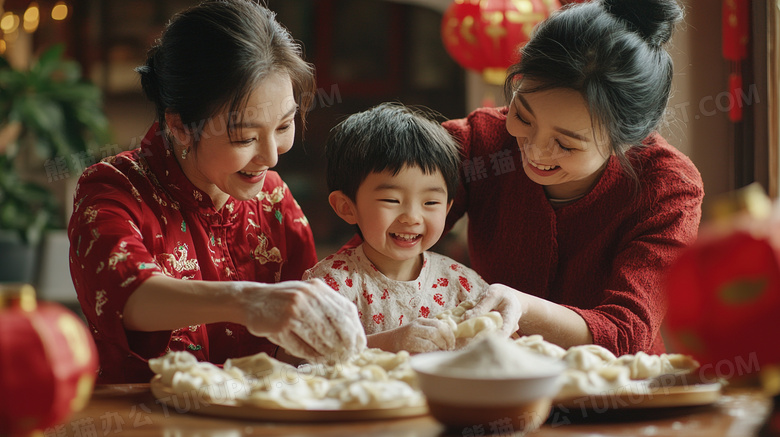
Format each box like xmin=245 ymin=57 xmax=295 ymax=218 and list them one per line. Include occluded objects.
xmin=69 ymin=163 xmax=171 ymax=363
xmin=565 ymin=160 xmax=704 ymax=355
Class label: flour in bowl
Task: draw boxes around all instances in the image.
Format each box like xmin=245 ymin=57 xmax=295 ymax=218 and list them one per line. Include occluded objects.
xmin=432 ymin=334 xmax=562 ymax=378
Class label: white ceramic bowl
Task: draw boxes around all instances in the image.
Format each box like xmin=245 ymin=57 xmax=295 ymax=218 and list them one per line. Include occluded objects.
xmin=410 ymin=350 xmax=565 ymax=432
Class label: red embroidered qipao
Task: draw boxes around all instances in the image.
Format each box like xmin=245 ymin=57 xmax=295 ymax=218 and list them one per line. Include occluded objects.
xmin=68 ymin=124 xmax=317 ymax=383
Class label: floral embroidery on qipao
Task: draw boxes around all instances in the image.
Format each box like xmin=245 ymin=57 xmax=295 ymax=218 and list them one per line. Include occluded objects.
xmin=245 ymin=218 xmax=262 ymax=232
xmin=260 ymin=186 xmax=285 ymax=207
xmin=459 ymin=276 xmax=471 ymax=292
xmin=372 ymin=313 xmax=384 ymax=324
xmin=95 ymin=290 xmax=107 ymax=316
xmin=192 ymin=190 xmax=203 ymax=201
xmin=187 ymin=344 xmax=203 ymax=351
xmin=419 ymin=306 xmax=430 ymax=318
xmin=130 ymin=187 xmax=142 ymax=203
xmin=433 ymin=293 xmax=444 ymax=306
xmin=362 ymin=289 xmax=374 ymax=304
xmin=152 ymin=192 xmax=168 ymax=207
xmin=82 ymin=166 xmax=99 ymax=177
xmin=128 ymin=221 xmax=142 ymax=238
xmin=157 ymin=243 xmax=200 ymax=275
xmin=120 ymin=276 xmax=136 ymax=287
xmin=83 ymin=206 xmax=98 ymax=224
xmin=252 ymin=233 xmax=282 ymax=265
xmin=275 ymin=210 xmax=283 ymax=224
xmin=108 ymin=242 xmax=130 ymax=270
xmin=84 ymin=229 xmax=100 ymax=257
xmin=294 ymin=216 xmax=309 ymax=226
xmin=181 ymin=220 xmax=186 ymax=232
xmin=345 ymin=278 xmax=353 ymax=287
xmin=380 ymin=289 xmax=389 ymax=299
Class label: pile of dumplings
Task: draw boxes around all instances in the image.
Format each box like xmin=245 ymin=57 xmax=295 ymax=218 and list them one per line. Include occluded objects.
xmin=149 ymin=301 xmax=701 ymax=410
xmin=514 ymin=335 xmax=701 ymax=399
xmin=150 ymin=347 xmax=424 ymax=410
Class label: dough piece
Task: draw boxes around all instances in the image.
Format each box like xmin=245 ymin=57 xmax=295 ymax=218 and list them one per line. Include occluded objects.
xmin=149 ymin=350 xmax=200 ymax=386
xmin=665 ymin=353 xmax=700 ymax=373
xmin=562 ymin=344 xmax=618 ymax=372
xmin=351 ymin=348 xmax=410 ymax=371
xmin=149 ymin=351 xmax=250 ymax=405
xmin=326 ymin=379 xmax=424 ymax=409
xmin=556 ymin=365 xmax=640 ymax=399
xmin=434 ymin=301 xmax=504 ymax=339
xmin=613 ymin=351 xmax=700 ymax=380
xmin=514 ymin=335 xmax=567 ymax=360
xmin=455 ymin=312 xmax=503 ymax=338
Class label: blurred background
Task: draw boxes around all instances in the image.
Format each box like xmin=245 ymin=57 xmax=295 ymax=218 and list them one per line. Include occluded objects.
xmin=0 ymin=0 xmax=774 ymax=309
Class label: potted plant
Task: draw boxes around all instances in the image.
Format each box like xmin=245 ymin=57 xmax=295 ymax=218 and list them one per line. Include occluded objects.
xmin=0 ymin=44 xmax=111 ymax=284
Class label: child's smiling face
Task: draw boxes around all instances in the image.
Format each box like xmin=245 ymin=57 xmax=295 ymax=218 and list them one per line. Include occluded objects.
xmin=334 ymin=165 xmax=452 ymax=279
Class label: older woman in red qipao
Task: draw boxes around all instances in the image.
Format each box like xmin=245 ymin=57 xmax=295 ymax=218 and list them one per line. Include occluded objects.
xmin=68 ymin=0 xmax=365 ymax=383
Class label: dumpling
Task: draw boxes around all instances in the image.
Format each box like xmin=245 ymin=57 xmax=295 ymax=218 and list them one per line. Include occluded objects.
xmin=562 ymin=345 xmax=617 ymax=372
xmin=514 ymin=335 xmax=567 ymax=360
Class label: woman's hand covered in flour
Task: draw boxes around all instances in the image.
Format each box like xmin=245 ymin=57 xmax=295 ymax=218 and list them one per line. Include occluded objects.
xmin=387 ymin=317 xmax=456 ymax=354
xmin=463 ymin=284 xmax=523 ymax=337
xmin=236 ymin=279 xmax=367 ymax=361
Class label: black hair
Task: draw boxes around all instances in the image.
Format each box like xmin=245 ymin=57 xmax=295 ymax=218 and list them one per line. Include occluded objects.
xmin=136 ymin=0 xmax=316 ymax=147
xmin=504 ymin=0 xmax=683 ymax=183
xmin=326 ymin=103 xmax=461 ymax=202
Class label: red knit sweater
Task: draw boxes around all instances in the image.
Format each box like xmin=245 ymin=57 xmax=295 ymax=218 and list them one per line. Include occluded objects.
xmin=443 ymin=107 xmax=704 ymax=356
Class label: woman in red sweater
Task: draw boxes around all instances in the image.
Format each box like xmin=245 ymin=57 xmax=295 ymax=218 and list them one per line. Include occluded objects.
xmin=448 ymin=0 xmax=703 ymax=356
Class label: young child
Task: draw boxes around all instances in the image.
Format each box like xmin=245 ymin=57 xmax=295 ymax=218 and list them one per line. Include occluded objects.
xmin=303 ymin=103 xmax=488 ymax=354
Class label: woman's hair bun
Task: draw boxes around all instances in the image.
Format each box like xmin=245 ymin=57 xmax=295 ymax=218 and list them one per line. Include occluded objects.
xmin=602 ymin=0 xmax=683 ymax=46
xmin=136 ymin=45 xmax=164 ymax=110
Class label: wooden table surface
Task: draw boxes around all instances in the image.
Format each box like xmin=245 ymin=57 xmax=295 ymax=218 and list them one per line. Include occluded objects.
xmin=51 ymin=384 xmax=773 ymax=437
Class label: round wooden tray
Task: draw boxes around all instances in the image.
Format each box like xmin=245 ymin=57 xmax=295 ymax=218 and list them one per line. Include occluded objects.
xmin=150 ymin=376 xmax=429 ymax=422
xmin=553 ymin=381 xmax=722 ymax=410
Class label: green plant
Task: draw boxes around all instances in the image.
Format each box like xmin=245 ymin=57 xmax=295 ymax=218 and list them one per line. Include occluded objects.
xmin=0 ymin=44 xmax=111 ymax=245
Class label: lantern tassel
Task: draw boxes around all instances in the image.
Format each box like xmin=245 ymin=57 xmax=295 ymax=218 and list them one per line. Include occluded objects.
xmin=728 ymin=65 xmax=743 ymax=123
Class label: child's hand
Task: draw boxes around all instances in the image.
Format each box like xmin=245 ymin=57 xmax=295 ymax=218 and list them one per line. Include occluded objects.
xmin=235 ymin=279 xmax=367 ymax=361
xmin=390 ymin=317 xmax=457 ymax=354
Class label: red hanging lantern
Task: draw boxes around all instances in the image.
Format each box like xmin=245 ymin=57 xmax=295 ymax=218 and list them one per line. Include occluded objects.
xmin=441 ymin=0 xmax=561 ymax=86
xmin=722 ymin=0 xmax=750 ymax=123
xmin=0 ymin=284 xmax=98 ymax=436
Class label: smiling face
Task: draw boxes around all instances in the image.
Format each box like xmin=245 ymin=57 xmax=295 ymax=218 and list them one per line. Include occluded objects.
xmin=170 ymin=71 xmax=297 ymax=210
xmin=331 ymin=165 xmax=452 ymax=280
xmin=505 ymin=80 xmax=612 ymax=200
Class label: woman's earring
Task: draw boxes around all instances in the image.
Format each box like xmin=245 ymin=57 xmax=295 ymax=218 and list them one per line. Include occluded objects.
xmin=181 ymin=147 xmax=190 ymax=160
